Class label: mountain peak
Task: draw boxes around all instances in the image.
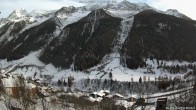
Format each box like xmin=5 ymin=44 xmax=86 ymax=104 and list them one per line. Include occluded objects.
xmin=8 ymin=9 xmax=28 ymax=20
xmin=119 ymin=0 xmax=131 ymax=4
xmin=165 ymin=9 xmax=191 ymax=20
xmin=165 ymin=9 xmax=180 ymax=16
xmin=79 ymin=9 xmax=112 ymax=22
xmin=28 ymin=9 xmax=51 ymax=17
xmin=55 ymin=6 xmax=77 ymax=18
xmin=107 ymin=1 xmax=152 ymax=11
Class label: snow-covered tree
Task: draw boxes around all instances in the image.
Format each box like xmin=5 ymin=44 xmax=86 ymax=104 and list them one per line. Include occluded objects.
xmin=68 ymin=76 xmax=74 ymax=87
xmin=109 ymin=72 xmax=113 ymax=79
xmin=143 ymin=76 xmax=146 ymax=83
xmin=139 ymin=77 xmax=142 ymax=84
xmin=194 ymin=80 xmax=196 ymax=92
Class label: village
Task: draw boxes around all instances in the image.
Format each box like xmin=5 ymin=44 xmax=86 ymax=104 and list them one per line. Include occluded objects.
xmin=0 ymin=66 xmax=195 ymax=110
xmin=0 ymin=68 xmax=138 ymax=110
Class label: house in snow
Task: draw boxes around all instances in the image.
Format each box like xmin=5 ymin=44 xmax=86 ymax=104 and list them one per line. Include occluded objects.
xmin=113 ymin=93 xmax=124 ymax=99
xmin=26 ymin=82 xmax=37 ymax=96
xmin=1 ymin=76 xmax=18 ymax=97
xmin=0 ymin=75 xmax=36 ymax=98
xmin=127 ymin=96 xmax=137 ymax=102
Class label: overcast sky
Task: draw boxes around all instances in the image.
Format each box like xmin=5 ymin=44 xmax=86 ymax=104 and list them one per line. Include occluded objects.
xmin=0 ymin=0 xmax=196 ymax=20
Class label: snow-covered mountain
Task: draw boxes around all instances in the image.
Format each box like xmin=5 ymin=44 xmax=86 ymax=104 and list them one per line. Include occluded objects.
xmin=55 ymin=6 xmax=77 ymax=18
xmin=165 ymin=9 xmax=191 ymax=20
xmin=28 ymin=10 xmax=53 ymax=18
xmin=7 ymin=9 xmax=28 ymax=20
xmin=0 ymin=1 xmax=196 ymax=84
xmin=107 ymin=1 xmax=152 ymax=11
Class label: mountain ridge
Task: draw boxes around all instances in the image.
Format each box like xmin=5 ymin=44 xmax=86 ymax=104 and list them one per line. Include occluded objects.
xmin=0 ymin=1 xmax=196 ymax=72
xmin=39 ymin=9 xmax=122 ymax=70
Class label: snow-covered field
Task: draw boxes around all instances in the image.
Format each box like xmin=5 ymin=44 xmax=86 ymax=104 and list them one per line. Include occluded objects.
xmin=0 ymin=49 xmax=195 ymax=83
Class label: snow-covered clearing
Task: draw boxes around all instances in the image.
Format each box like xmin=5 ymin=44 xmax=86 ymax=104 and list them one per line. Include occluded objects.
xmin=0 ymin=49 xmax=195 ymax=84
